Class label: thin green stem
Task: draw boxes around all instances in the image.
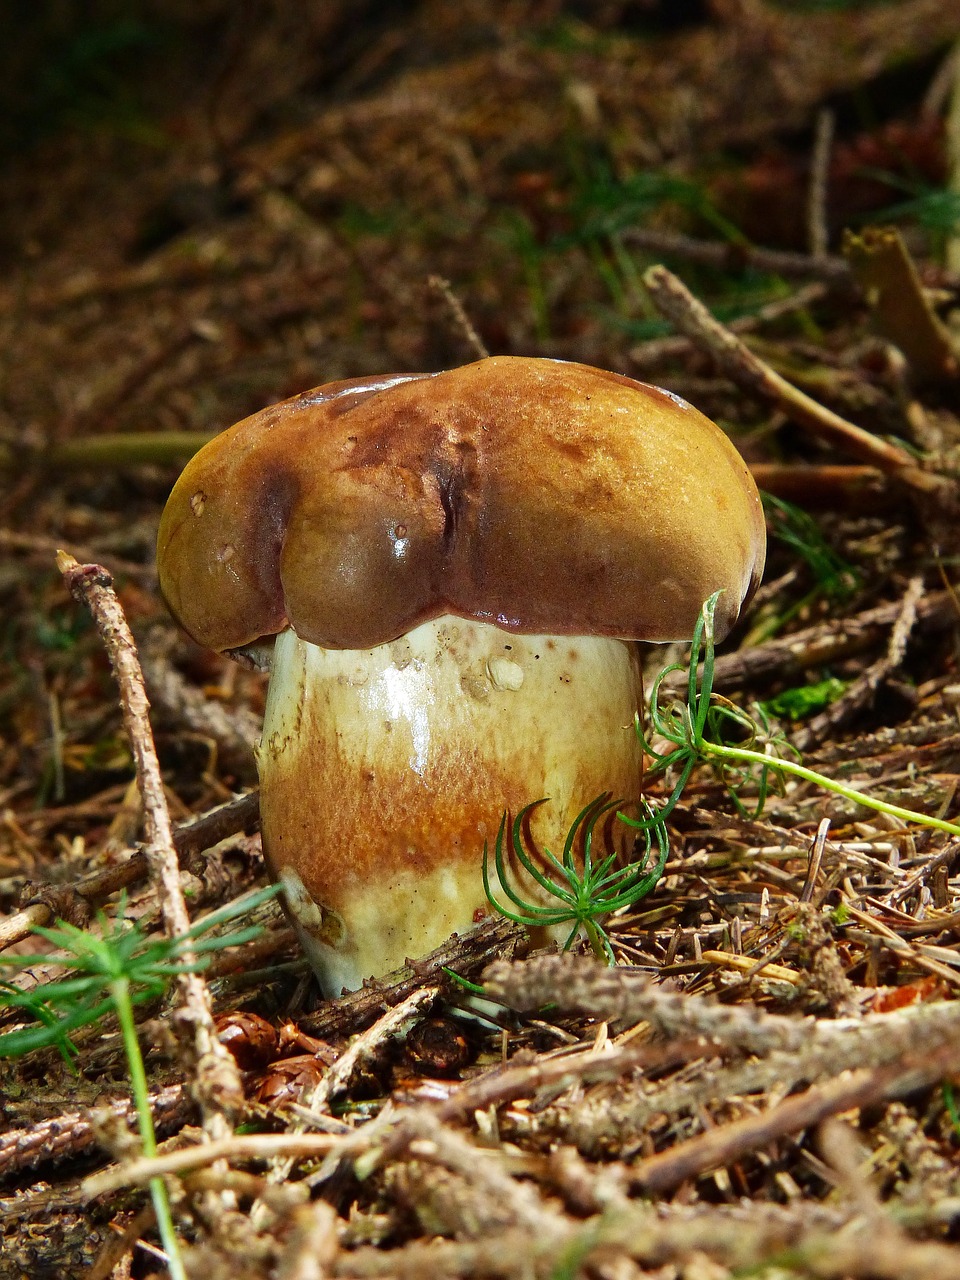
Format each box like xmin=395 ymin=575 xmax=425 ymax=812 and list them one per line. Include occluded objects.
xmin=583 ymin=918 xmax=608 ymax=963
xmin=109 ymin=978 xmax=154 ymax=1154
xmin=640 ymin=592 xmax=960 ymax=845
xmin=702 ymin=741 xmax=960 ymax=839
xmin=110 ymin=978 xmax=187 ymax=1280
xmin=146 ymin=1177 xmax=186 ymax=1280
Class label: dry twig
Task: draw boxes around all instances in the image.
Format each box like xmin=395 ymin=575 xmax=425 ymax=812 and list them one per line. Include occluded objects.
xmin=0 ymin=1085 xmax=193 ymax=1182
xmin=56 ymin=554 xmax=242 ymax=1131
xmin=299 ymin=915 xmax=526 ymax=1041
xmin=3 ymin=790 xmax=261 ymax=953
xmin=303 ymin=985 xmax=440 ymax=1116
xmin=628 ymin=1057 xmax=950 ymax=1194
xmin=83 ymin=1132 xmax=342 ymax=1197
xmin=843 ymin=227 xmax=959 ymax=384
xmin=483 ymin=955 xmax=960 ymax=1161
xmin=684 ymin=587 xmax=958 ymax=696
xmin=621 ymin=226 xmax=853 ymax=285
xmin=427 ymin=275 xmax=489 ymax=360
xmin=793 ymin=574 xmax=925 ymax=751
xmin=643 ymin=263 xmax=934 ymax=481
xmin=807 ymin=107 xmax=835 ymax=260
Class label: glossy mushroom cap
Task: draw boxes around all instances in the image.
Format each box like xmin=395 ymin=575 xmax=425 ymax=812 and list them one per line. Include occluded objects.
xmin=157 ymin=356 xmax=765 ymax=654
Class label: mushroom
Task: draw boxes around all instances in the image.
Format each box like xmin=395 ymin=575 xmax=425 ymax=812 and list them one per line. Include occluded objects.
xmin=157 ymin=356 xmax=765 ymax=994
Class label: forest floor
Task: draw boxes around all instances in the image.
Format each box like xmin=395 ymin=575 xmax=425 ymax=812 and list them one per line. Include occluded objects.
xmin=3 ymin=2 xmax=960 ymax=1277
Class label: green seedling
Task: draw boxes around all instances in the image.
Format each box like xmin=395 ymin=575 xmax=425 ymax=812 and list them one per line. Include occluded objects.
xmin=630 ymin=592 xmax=960 ymax=839
xmin=495 ymin=209 xmax=553 ymax=342
xmin=555 ymin=163 xmax=741 ymax=252
xmin=868 ymin=180 xmax=960 ymax=258
xmin=0 ymin=883 xmax=280 ymax=1280
xmin=483 ymin=794 xmax=669 ymax=964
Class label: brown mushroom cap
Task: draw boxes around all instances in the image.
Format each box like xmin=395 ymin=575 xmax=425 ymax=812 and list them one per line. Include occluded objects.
xmin=157 ymin=356 xmax=765 ymax=651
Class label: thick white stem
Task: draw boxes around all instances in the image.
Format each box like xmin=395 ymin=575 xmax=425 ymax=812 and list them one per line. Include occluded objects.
xmin=257 ymin=614 xmax=643 ymax=995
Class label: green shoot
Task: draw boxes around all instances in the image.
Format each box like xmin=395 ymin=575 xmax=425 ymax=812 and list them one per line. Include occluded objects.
xmin=863 ymin=174 xmax=960 ymax=259
xmin=483 ymin=795 xmax=669 ymax=964
xmin=629 ymin=592 xmax=960 ymax=840
xmin=0 ymin=883 xmax=280 ymax=1280
xmin=0 ymin=883 xmax=279 ymax=1060
xmin=441 ymin=968 xmax=487 ymax=996
xmin=554 ymin=163 xmax=743 ymax=252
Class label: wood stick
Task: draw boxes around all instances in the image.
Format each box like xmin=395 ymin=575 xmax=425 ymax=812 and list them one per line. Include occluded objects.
xmin=2 ymin=790 xmax=260 ymax=953
xmin=57 ymin=554 xmax=242 ymax=1130
xmin=642 ymin=263 xmax=932 ymax=479
xmin=629 ymin=1056 xmax=949 ymax=1194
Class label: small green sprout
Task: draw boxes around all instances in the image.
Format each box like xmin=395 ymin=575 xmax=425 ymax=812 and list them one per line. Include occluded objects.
xmin=750 ymin=494 xmax=860 ymax=643
xmin=483 ymin=794 xmax=669 ymax=965
xmin=943 ymin=1080 xmax=960 ymax=1140
xmin=0 ymin=883 xmax=280 ymax=1280
xmin=441 ymin=968 xmax=487 ymax=996
xmin=622 ymin=591 xmax=798 ymax=828
xmin=764 ymin=493 xmax=860 ymax=603
xmin=0 ymin=883 xmax=279 ymax=1061
xmin=830 ymin=902 xmax=851 ymax=927
xmin=630 ymin=592 xmax=960 ymax=840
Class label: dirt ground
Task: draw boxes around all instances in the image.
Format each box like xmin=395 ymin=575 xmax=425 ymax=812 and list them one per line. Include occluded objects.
xmin=4 ymin=2 xmax=960 ymax=1277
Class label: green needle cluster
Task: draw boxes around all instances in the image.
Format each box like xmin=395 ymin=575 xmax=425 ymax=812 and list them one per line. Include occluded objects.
xmin=0 ymin=884 xmax=278 ymax=1062
xmin=0 ymin=884 xmax=279 ymax=1280
xmin=483 ymin=795 xmax=669 ymax=964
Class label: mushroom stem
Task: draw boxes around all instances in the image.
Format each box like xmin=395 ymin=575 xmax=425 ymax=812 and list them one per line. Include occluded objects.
xmin=257 ymin=614 xmax=644 ymax=994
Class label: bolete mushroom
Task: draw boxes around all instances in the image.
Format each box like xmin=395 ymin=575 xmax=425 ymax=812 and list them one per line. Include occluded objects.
xmin=157 ymin=356 xmax=765 ymax=994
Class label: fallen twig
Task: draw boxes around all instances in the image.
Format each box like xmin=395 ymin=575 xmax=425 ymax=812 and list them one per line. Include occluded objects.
xmin=687 ymin=587 xmax=958 ymax=696
xmin=0 ymin=1084 xmax=193 ymax=1182
xmin=807 ymin=108 xmax=835 ymax=260
xmin=262 ymin=985 xmax=443 ymax=1214
xmin=628 ymin=1058 xmax=947 ymax=1194
xmin=427 ymin=275 xmax=489 ymax=360
xmin=0 ymin=432 xmax=216 ymax=475
xmin=56 ymin=554 xmax=242 ymax=1132
xmin=631 ymin=281 xmax=835 ymax=372
xmin=335 ymin=1197 xmax=960 ymax=1280
xmin=304 ymin=985 xmax=440 ymax=1115
xmin=749 ymin=462 xmax=890 ymax=511
xmin=484 ymin=954 xmax=960 ymax=1159
xmin=83 ymin=1132 xmax=342 ymax=1197
xmin=643 ymin=263 xmax=938 ymax=483
xmin=299 ymin=914 xmax=527 ymax=1041
xmin=3 ymin=790 xmax=261 ymax=953
xmin=793 ymin=574 xmax=925 ymax=751
xmin=621 ymin=226 xmax=853 ymax=285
